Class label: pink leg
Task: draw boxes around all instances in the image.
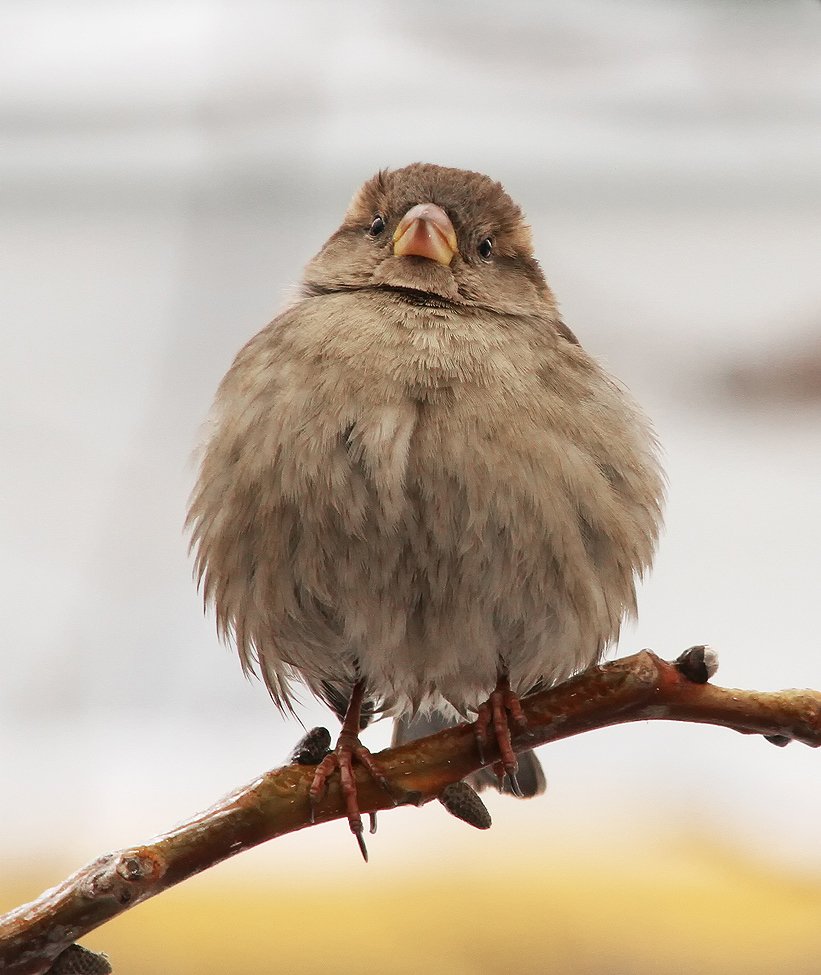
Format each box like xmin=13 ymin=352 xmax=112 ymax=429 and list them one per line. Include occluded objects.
xmin=308 ymin=680 xmax=394 ymax=861
xmin=474 ymin=673 xmax=529 ymax=796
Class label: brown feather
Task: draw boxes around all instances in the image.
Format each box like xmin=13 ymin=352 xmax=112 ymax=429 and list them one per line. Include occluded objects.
xmin=186 ymin=163 xmax=665 ymax=720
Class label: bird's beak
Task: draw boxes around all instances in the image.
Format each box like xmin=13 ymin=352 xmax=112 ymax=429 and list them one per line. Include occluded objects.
xmin=392 ymin=203 xmax=458 ymax=267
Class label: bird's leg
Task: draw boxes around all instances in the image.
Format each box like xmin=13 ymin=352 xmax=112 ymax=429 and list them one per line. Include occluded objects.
xmin=308 ymin=679 xmax=394 ymax=861
xmin=474 ymin=672 xmax=529 ymax=798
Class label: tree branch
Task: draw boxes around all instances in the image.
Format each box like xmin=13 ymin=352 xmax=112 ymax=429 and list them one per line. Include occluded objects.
xmin=2 ymin=647 xmax=820 ymax=974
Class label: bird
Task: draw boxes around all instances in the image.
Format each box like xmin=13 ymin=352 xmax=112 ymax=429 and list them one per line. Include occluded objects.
xmin=187 ymin=162 xmax=665 ymax=858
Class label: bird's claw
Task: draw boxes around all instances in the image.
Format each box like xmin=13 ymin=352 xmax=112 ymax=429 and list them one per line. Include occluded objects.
xmin=353 ymin=822 xmax=369 ymax=862
xmin=308 ymin=734 xmax=396 ymax=860
xmin=474 ymin=675 xmax=527 ymax=782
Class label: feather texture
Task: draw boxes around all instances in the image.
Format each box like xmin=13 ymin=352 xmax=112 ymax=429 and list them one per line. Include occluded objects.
xmin=187 ymin=163 xmax=664 ymax=723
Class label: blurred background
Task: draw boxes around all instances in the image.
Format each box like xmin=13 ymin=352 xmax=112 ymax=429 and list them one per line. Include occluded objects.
xmin=2 ymin=1 xmax=821 ymax=972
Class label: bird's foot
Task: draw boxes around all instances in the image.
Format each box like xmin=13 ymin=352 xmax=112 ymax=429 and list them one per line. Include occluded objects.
xmin=474 ymin=675 xmax=529 ymax=798
xmin=308 ymin=729 xmax=395 ymax=862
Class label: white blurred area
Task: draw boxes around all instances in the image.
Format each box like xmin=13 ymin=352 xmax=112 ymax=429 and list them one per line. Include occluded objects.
xmin=1 ymin=0 xmax=820 ymax=878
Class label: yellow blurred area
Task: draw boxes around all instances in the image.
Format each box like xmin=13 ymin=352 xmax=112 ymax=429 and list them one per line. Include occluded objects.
xmin=6 ymin=834 xmax=821 ymax=975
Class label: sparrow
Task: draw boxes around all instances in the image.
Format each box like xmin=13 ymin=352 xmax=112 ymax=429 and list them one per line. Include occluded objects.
xmin=187 ymin=163 xmax=664 ymax=858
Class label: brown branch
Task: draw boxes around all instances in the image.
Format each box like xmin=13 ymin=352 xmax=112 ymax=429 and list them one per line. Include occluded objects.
xmin=2 ymin=648 xmax=820 ymax=974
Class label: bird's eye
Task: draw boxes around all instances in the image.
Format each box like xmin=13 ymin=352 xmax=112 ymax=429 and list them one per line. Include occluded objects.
xmin=368 ymin=215 xmax=386 ymax=237
xmin=478 ymin=236 xmax=494 ymax=259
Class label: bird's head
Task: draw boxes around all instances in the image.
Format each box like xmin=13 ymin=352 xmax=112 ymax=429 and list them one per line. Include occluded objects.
xmin=302 ymin=163 xmax=555 ymax=316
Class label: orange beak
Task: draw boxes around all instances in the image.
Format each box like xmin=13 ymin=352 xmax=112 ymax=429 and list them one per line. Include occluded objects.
xmin=392 ymin=203 xmax=458 ymax=267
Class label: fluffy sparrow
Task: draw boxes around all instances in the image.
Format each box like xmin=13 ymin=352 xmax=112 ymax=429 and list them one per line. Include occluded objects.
xmin=187 ymin=163 xmax=664 ymax=857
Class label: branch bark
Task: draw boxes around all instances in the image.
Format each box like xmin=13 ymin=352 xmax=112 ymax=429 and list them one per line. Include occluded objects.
xmin=2 ymin=647 xmax=820 ymax=975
